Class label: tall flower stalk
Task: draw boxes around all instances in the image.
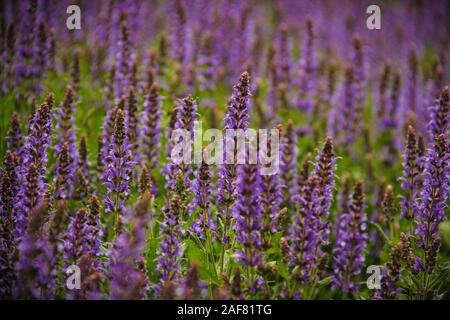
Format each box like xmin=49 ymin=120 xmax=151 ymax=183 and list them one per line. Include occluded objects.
xmin=400 ymin=126 xmax=420 ymax=225
xmin=141 ymin=82 xmax=162 ymax=171
xmin=233 ymin=162 xmax=264 ymax=294
xmin=297 ymin=17 xmax=316 ymax=113
xmin=17 ymin=94 xmax=54 ymax=236
xmin=54 ymin=86 xmax=77 ymax=198
xmin=155 ymin=171 xmax=185 ymax=298
xmin=414 ymin=134 xmax=449 ymax=284
xmin=102 ymin=107 xmax=134 ymax=234
xmin=217 ymin=72 xmax=251 ymax=273
xmin=332 ymin=181 xmax=367 ymax=294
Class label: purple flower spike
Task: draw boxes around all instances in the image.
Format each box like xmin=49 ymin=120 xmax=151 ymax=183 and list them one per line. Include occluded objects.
xmin=223 ymin=71 xmax=251 ymax=131
xmin=54 ymin=142 xmax=73 ymax=200
xmin=297 ymin=17 xmax=316 ymax=113
xmin=400 ymin=126 xmax=420 ymax=220
xmin=164 ymin=95 xmax=197 ymax=189
xmin=0 ymin=151 xmax=21 ymax=298
xmin=289 ymin=175 xmax=322 ymax=283
xmin=189 ymin=161 xmax=214 ymax=240
xmin=55 ymin=86 xmax=78 ymax=195
xmin=102 ymin=107 xmax=134 ymax=232
xmin=429 ymin=86 xmax=449 ymax=141
xmin=311 ymin=137 xmax=337 ymax=245
xmin=141 ymin=82 xmax=162 ymax=170
xmin=14 ymin=197 xmax=56 ymax=299
xmin=64 ymin=208 xmax=89 ymax=266
xmin=155 ymin=172 xmax=185 ymax=298
xmin=109 ymin=193 xmax=152 ymax=300
xmin=233 ymin=163 xmax=265 ymax=294
xmin=332 ymin=181 xmax=367 ymax=294
xmin=280 ymin=120 xmax=297 ymax=210
xmin=7 ymin=112 xmax=24 ymax=157
xmin=415 ymin=134 xmax=449 ymax=274
xmin=374 ymin=233 xmax=413 ymax=300
xmin=260 ymin=128 xmax=282 ymax=236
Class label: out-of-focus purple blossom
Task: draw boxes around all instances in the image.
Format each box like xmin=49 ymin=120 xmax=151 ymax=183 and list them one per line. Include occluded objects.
xmin=384 ymin=71 xmax=402 ymax=164
xmin=7 ymin=112 xmax=24 ymax=159
xmin=109 ymin=193 xmax=152 ymax=300
xmin=70 ymin=50 xmax=80 ymax=95
xmin=197 ymin=31 xmax=218 ymax=91
xmin=178 ymin=263 xmax=208 ymax=299
xmin=351 ymin=34 xmax=366 ymax=109
xmin=337 ymin=64 xmax=357 ymax=151
xmin=126 ymin=86 xmax=139 ymax=162
xmin=14 ymin=197 xmax=56 ymax=299
xmin=332 ymin=181 xmax=367 ymax=294
xmin=404 ymin=47 xmax=420 ymax=119
xmin=14 ymin=0 xmax=38 ymax=85
xmin=297 ymin=17 xmax=316 ymax=113
xmin=275 ymin=25 xmax=293 ymax=87
xmin=171 ymin=0 xmax=187 ymax=66
xmin=114 ymin=14 xmax=135 ymax=99
xmin=429 ymin=86 xmax=449 ymax=141
xmin=141 ymin=82 xmax=162 ymax=170
xmin=280 ymin=120 xmax=297 ymax=210
xmin=0 ymin=151 xmax=21 ymax=298
xmin=414 ymin=134 xmax=449 ymax=274
xmin=2 ymin=22 xmax=16 ymax=93
xmin=377 ymin=62 xmax=391 ymax=131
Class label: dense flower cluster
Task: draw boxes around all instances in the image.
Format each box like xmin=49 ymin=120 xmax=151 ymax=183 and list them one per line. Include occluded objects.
xmin=0 ymin=0 xmax=449 ymax=301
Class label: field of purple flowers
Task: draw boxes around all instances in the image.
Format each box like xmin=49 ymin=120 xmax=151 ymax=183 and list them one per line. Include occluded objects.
xmin=0 ymin=0 xmax=449 ymax=300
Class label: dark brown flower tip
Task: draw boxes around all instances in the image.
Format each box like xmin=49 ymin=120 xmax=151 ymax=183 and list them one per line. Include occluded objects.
xmin=239 ymin=71 xmax=250 ymax=86
xmin=135 ymin=191 xmax=152 ymax=220
xmin=351 ymin=33 xmax=362 ymax=49
xmin=150 ymin=82 xmax=159 ymax=93
xmin=182 ymin=263 xmax=201 ymax=299
xmin=117 ymin=95 xmax=126 ymax=110
xmin=231 ymin=268 xmax=242 ymax=298
xmin=322 ymin=136 xmax=334 ymax=160
xmin=382 ymin=185 xmax=395 ymax=219
xmin=44 ymin=92 xmax=55 ymax=109
xmin=26 ymin=197 xmax=50 ymax=239
xmin=441 ymin=86 xmax=449 ymax=103
xmin=115 ymin=108 xmax=126 ymax=146
xmin=79 ymin=135 xmax=87 ymax=160
xmin=138 ymin=165 xmax=152 ymax=195
xmin=351 ymin=180 xmax=365 ymax=212
xmin=305 ymin=16 xmax=313 ymax=35
xmin=408 ymin=46 xmax=418 ymax=69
